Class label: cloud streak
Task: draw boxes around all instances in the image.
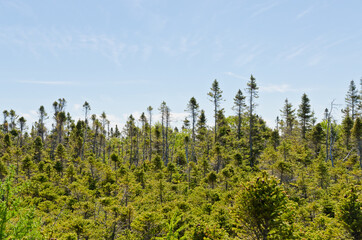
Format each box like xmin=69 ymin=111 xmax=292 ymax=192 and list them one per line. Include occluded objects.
xmin=234 ymin=45 xmax=264 ymax=66
xmin=251 ymin=1 xmax=281 ymax=17
xmin=225 ymin=72 xmax=249 ymax=80
xmin=285 ymin=45 xmax=308 ymax=60
xmin=260 ymin=84 xmax=297 ymax=93
xmin=296 ymin=6 xmax=313 ymax=19
xmin=18 ymin=80 xmax=77 ymax=85
xmin=0 ymin=27 xmax=147 ymax=66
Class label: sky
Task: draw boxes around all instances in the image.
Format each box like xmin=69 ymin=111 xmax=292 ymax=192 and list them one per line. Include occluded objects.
xmin=1 ymin=0 xmax=361 ymax=130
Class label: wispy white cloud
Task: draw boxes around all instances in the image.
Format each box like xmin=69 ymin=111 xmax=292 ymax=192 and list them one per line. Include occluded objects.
xmin=308 ymin=54 xmax=322 ymax=66
xmin=20 ymin=110 xmax=38 ymax=126
xmin=110 ymin=80 xmax=151 ymax=85
xmin=107 ymin=114 xmax=123 ymax=128
xmin=17 ymin=80 xmax=77 ymax=85
xmin=285 ymin=44 xmax=308 ymax=60
xmin=0 ymin=0 xmax=34 ymax=17
xmin=161 ymin=35 xmax=202 ymax=57
xmin=260 ymin=84 xmax=297 ymax=93
xmin=224 ymin=72 xmax=248 ymax=80
xmin=296 ymin=6 xmax=313 ymax=19
xmin=234 ymin=45 xmax=264 ymax=66
xmin=142 ymin=45 xmax=153 ymax=60
xmin=171 ymin=112 xmax=188 ymax=124
xmin=0 ymin=27 xmax=145 ymax=66
xmin=73 ymin=104 xmax=82 ymax=111
xmin=324 ymin=36 xmax=355 ymax=49
xmin=251 ymin=1 xmax=281 ymax=17
xmin=78 ymin=34 xmax=128 ymax=65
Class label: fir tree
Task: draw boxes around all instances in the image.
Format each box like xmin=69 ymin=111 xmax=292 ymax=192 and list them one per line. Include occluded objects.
xmin=246 ymin=74 xmax=258 ymax=167
xmin=208 ymin=79 xmax=223 ymax=143
xmin=298 ymin=93 xmax=313 ymax=139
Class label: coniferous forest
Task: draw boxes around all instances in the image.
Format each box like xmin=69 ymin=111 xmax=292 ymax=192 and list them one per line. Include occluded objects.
xmin=0 ymin=77 xmax=361 ymax=240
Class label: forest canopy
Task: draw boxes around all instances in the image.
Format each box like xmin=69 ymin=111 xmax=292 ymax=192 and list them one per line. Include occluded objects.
xmin=0 ymin=77 xmax=361 ymax=239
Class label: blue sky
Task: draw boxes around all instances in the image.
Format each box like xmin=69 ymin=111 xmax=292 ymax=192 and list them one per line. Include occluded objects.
xmin=1 ymin=0 xmax=361 ymax=129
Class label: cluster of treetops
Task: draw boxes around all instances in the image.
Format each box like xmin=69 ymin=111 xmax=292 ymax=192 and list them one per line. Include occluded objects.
xmin=0 ymin=76 xmax=361 ymax=239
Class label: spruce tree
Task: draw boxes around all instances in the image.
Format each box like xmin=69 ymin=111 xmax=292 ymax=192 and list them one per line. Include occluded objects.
xmin=207 ymin=79 xmax=223 ymax=143
xmin=37 ymin=105 xmax=47 ymax=142
xmin=246 ymin=74 xmax=258 ymax=167
xmin=147 ymin=106 xmax=153 ymax=162
xmin=18 ymin=116 xmax=26 ymax=147
xmin=342 ymin=109 xmax=354 ymax=150
xmin=196 ymin=110 xmax=207 ymax=142
xmin=82 ymin=101 xmax=91 ymax=160
xmin=351 ymin=117 xmax=362 ymax=169
xmin=297 ymin=93 xmax=313 ymax=139
xmin=186 ymin=97 xmax=199 ymax=162
xmin=233 ymin=89 xmax=246 ymax=140
xmin=338 ymin=187 xmax=362 ymax=240
xmin=233 ymin=173 xmax=291 ymax=239
xmin=281 ymin=98 xmax=295 ymax=136
xmin=346 ymin=80 xmax=360 ymax=120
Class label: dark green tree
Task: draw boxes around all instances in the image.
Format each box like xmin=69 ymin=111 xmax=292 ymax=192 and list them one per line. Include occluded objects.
xmin=338 ymin=187 xmax=362 ymax=240
xmin=342 ymin=109 xmax=354 ymax=150
xmin=281 ymin=98 xmax=296 ymax=136
xmin=33 ymin=136 xmax=43 ymax=162
xmin=186 ymin=97 xmax=199 ymax=162
xmin=246 ymin=74 xmax=258 ymax=167
xmin=196 ymin=110 xmax=207 ymax=142
xmin=310 ymin=123 xmax=325 ymax=155
xmin=2 ymin=110 xmax=9 ymax=133
xmin=233 ymin=173 xmax=292 ymax=240
xmin=233 ymin=89 xmax=246 ymax=140
xmin=208 ymin=79 xmax=223 ymax=143
xmin=147 ymin=106 xmax=153 ymax=162
xmin=298 ymin=93 xmax=313 ymax=139
xmin=351 ymin=117 xmax=362 ymax=169
xmin=17 ymin=116 xmax=26 ymax=147
xmin=37 ymin=105 xmax=48 ymax=142
xmin=82 ymin=101 xmax=91 ymax=160
xmin=345 ymin=80 xmax=360 ymax=120
xmin=207 ymin=170 xmax=217 ymax=189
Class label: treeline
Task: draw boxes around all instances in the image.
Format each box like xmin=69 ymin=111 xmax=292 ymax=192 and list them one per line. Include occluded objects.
xmin=0 ymin=76 xmax=361 ymax=239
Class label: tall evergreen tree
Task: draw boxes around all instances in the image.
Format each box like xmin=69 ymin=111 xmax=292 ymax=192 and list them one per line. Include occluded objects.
xmin=140 ymin=112 xmax=148 ymax=162
xmin=147 ymin=106 xmax=153 ymax=162
xmin=196 ymin=110 xmax=207 ymax=141
xmin=233 ymin=89 xmax=246 ymax=140
xmin=126 ymin=115 xmax=135 ymax=165
xmin=342 ymin=108 xmax=354 ymax=150
xmin=2 ymin=110 xmax=9 ymax=133
xmin=297 ymin=93 xmax=313 ymax=139
xmin=159 ymin=102 xmax=170 ymax=165
xmin=165 ymin=105 xmax=171 ymax=165
xmin=351 ymin=117 xmax=362 ymax=169
xmin=82 ymin=101 xmax=91 ymax=160
xmin=186 ymin=97 xmax=199 ymax=162
xmin=281 ymin=98 xmax=295 ymax=136
xmin=37 ymin=106 xmax=48 ymax=143
xmin=246 ymin=75 xmax=258 ymax=167
xmin=17 ymin=117 xmax=26 ymax=147
xmin=207 ymin=79 xmax=223 ymax=143
xmin=345 ymin=80 xmax=360 ymax=120
xmin=9 ymin=110 xmax=18 ymax=131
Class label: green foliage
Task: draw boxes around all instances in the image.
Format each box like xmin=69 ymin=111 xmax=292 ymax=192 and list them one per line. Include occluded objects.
xmin=233 ymin=172 xmax=293 ymax=240
xmin=0 ymin=80 xmax=360 ymax=238
xmin=0 ymin=168 xmax=43 ymax=239
xmin=338 ymin=186 xmax=362 ymax=240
